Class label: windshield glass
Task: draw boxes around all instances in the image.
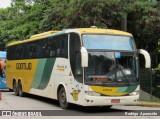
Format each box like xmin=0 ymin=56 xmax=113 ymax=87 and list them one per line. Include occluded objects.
xmin=83 ymin=35 xmax=135 ymax=51
xmin=85 ymin=52 xmax=138 ymax=85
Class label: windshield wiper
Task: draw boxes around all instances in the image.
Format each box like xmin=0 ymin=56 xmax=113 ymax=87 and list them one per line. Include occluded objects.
xmin=118 ymin=67 xmax=130 ymax=85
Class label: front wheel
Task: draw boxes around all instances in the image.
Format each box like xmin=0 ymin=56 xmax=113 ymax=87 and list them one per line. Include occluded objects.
xmin=58 ymin=87 xmax=70 ymax=109
xmin=102 ymin=106 xmax=112 ymax=109
xmin=9 ymin=88 xmax=13 ymax=92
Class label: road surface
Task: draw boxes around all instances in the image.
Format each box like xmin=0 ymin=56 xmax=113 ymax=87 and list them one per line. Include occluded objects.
xmin=0 ymin=89 xmax=159 ymax=119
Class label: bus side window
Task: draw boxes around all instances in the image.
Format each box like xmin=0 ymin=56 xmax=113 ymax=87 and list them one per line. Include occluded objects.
xmin=56 ymin=48 xmax=64 ymax=57
xmin=48 ymin=38 xmax=56 ymax=57
xmin=8 ymin=46 xmax=14 ymax=60
xmin=36 ymin=40 xmax=44 ymax=58
xmin=43 ymin=40 xmax=51 ymax=58
xmin=19 ymin=44 xmax=25 ymax=59
xmin=56 ymin=35 xmax=68 ymax=58
xmin=28 ymin=42 xmax=36 ymax=58
xmin=15 ymin=45 xmax=20 ymax=59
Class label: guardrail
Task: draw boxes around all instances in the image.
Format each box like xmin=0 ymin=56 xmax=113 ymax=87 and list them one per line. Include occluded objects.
xmin=140 ymin=68 xmax=160 ymax=102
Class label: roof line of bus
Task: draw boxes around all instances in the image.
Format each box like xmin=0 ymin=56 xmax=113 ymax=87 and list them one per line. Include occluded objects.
xmin=7 ymin=28 xmax=133 ymax=47
xmin=7 ymin=30 xmax=63 ymax=47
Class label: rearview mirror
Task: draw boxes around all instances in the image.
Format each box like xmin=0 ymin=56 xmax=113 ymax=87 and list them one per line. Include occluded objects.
xmin=138 ymin=49 xmax=151 ymax=68
xmin=81 ymin=47 xmax=88 ymax=67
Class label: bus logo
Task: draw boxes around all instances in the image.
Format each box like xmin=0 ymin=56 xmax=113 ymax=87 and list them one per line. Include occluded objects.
xmin=71 ymin=90 xmax=80 ymax=101
xmin=16 ymin=63 xmax=32 ymax=70
xmin=56 ymin=65 xmax=67 ymax=71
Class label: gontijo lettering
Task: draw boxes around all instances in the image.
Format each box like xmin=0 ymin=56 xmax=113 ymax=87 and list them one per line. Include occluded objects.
xmin=16 ymin=63 xmax=32 ymax=70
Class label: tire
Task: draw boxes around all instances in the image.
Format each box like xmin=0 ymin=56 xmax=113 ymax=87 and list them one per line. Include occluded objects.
xmin=102 ymin=105 xmax=112 ymax=109
xmin=9 ymin=88 xmax=13 ymax=92
xmin=13 ymin=81 xmax=19 ymax=96
xmin=58 ymin=87 xmax=70 ymax=109
xmin=18 ymin=81 xmax=25 ymax=97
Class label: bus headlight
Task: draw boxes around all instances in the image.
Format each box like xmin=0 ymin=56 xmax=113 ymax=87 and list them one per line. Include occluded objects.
xmin=129 ymin=90 xmax=140 ymax=96
xmin=85 ymin=91 xmax=101 ymax=96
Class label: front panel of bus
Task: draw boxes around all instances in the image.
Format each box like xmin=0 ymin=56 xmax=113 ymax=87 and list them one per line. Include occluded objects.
xmin=79 ymin=34 xmax=140 ymax=106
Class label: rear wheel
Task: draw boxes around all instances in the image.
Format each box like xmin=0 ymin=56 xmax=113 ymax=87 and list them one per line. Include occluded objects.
xmin=13 ymin=81 xmax=18 ymax=96
xmin=9 ymin=88 xmax=13 ymax=92
xmin=58 ymin=87 xmax=70 ymax=109
xmin=18 ymin=81 xmax=25 ymax=97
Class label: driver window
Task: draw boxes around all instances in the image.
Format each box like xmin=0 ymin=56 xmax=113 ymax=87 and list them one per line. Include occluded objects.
xmin=75 ymin=53 xmax=83 ymax=83
xmin=69 ymin=33 xmax=82 ymax=83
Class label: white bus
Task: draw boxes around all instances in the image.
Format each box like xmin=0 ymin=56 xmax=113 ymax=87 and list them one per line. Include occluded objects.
xmin=6 ymin=28 xmax=150 ymax=108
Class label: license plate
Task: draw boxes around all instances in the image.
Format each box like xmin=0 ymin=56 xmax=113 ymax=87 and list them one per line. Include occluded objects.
xmin=111 ymin=99 xmax=120 ymax=103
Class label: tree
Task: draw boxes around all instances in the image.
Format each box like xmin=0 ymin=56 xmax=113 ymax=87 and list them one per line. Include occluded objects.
xmin=125 ymin=0 xmax=160 ymax=67
xmin=0 ymin=1 xmax=46 ymax=50
xmin=0 ymin=0 xmax=160 ymax=68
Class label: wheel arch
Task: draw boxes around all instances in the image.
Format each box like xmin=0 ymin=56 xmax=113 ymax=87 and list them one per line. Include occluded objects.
xmin=57 ymin=83 xmax=69 ymax=102
xmin=12 ymin=78 xmax=16 ymax=89
xmin=18 ymin=79 xmax=22 ymax=84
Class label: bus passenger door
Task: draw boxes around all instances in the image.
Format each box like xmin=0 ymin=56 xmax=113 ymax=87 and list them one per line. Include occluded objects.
xmin=75 ymin=52 xmax=83 ymax=83
xmin=69 ymin=33 xmax=83 ymax=102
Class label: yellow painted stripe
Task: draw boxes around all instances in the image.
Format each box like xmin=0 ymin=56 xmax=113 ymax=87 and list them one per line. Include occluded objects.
xmin=90 ymin=86 xmax=128 ymax=96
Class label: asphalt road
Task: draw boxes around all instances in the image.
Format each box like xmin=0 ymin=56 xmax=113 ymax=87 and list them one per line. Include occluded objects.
xmin=0 ymin=89 xmax=160 ymax=119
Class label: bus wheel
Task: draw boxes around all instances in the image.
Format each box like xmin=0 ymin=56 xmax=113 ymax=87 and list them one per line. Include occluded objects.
xmin=102 ymin=106 xmax=112 ymax=109
xmin=18 ymin=81 xmax=25 ymax=97
xmin=58 ymin=87 xmax=69 ymax=109
xmin=9 ymin=89 xmax=13 ymax=92
xmin=13 ymin=81 xmax=19 ymax=96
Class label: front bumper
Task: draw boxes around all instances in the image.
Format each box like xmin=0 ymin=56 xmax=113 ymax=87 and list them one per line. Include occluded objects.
xmin=81 ymin=94 xmax=139 ymax=106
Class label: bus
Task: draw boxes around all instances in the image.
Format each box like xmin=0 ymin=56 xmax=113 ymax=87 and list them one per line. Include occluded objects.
xmin=6 ymin=27 xmax=150 ymax=108
xmin=0 ymin=51 xmax=6 ymax=89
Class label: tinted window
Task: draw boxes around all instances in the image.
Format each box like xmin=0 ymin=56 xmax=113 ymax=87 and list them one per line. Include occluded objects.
xmin=7 ymin=34 xmax=68 ymax=60
xmin=69 ymin=33 xmax=82 ymax=82
xmin=83 ymin=35 xmax=135 ymax=51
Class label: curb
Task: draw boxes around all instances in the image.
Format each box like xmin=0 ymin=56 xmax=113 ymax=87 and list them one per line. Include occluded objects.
xmin=127 ymin=101 xmax=160 ymax=107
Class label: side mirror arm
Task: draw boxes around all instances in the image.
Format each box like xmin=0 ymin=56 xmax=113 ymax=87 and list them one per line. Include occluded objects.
xmin=81 ymin=47 xmax=88 ymax=67
xmin=138 ymin=49 xmax=151 ymax=68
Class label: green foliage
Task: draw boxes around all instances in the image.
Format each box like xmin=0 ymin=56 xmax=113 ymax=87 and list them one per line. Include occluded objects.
xmin=0 ymin=0 xmax=160 ymax=68
xmin=155 ymin=64 xmax=160 ymax=72
xmin=65 ymin=0 xmax=124 ymax=29
xmin=125 ymin=0 xmax=160 ymax=68
xmin=0 ymin=1 xmax=46 ymax=50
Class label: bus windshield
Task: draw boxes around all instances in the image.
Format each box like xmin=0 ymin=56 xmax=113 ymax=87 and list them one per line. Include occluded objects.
xmin=83 ymin=34 xmax=135 ymax=51
xmin=85 ymin=52 xmax=138 ymax=85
